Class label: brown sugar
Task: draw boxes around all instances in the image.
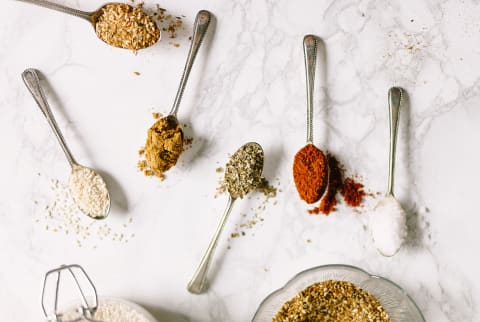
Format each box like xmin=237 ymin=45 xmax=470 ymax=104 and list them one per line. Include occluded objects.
xmin=144 ymin=115 xmax=183 ymax=178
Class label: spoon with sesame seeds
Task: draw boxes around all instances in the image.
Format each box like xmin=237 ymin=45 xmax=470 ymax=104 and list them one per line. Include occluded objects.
xmin=188 ymin=142 xmax=264 ymax=294
xmin=22 ymin=69 xmax=111 ymax=220
xmin=16 ymin=0 xmax=160 ymax=50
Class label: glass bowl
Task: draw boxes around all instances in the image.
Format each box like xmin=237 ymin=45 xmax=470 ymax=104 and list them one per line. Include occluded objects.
xmin=252 ymin=264 xmax=425 ymax=322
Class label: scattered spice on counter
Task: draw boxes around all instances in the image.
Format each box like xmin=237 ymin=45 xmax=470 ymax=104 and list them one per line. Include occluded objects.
xmin=307 ymin=154 xmax=370 ymax=216
xmin=272 ymin=280 xmax=391 ymax=322
xmin=216 ymin=168 xmax=280 ymax=239
xmin=342 ymin=177 xmax=366 ymax=207
xmin=156 ymin=5 xmax=184 ymax=40
xmin=183 ymin=136 xmax=194 ymax=151
xmin=293 ymin=144 xmax=328 ymax=203
xmin=143 ymin=115 xmax=183 ymax=179
xmin=34 ymin=178 xmax=135 ymax=248
xmin=95 ymin=4 xmax=160 ymax=51
xmin=225 ymin=144 xmax=264 ymax=199
xmin=69 ymin=166 xmax=110 ymax=219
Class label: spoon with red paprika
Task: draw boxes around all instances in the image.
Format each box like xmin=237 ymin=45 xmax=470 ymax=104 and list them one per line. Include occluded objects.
xmin=293 ymin=35 xmax=329 ymax=204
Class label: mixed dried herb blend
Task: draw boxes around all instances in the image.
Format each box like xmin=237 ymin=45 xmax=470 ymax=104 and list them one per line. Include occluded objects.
xmin=273 ymin=280 xmax=391 ymax=322
xmin=225 ymin=144 xmax=264 ymax=199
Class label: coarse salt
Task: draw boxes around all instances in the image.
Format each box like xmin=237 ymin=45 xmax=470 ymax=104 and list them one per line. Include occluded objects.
xmin=370 ymin=195 xmax=407 ymax=256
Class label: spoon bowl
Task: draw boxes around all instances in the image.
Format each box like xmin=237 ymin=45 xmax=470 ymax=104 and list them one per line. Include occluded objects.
xmin=371 ymin=195 xmax=407 ymax=257
xmin=69 ymin=164 xmax=111 ymax=220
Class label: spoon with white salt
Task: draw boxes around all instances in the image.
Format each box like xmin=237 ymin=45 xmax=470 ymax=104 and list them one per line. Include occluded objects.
xmin=22 ymin=69 xmax=110 ymax=220
xmin=370 ymin=87 xmax=407 ymax=257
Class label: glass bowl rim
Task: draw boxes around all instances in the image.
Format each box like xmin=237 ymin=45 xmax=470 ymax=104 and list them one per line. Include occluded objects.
xmin=252 ymin=263 xmax=425 ymax=322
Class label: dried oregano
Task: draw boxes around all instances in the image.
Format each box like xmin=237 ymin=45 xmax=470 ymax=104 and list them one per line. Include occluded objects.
xmin=225 ymin=143 xmax=264 ymax=199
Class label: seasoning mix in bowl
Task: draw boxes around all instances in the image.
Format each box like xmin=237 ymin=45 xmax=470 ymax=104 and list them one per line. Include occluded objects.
xmin=253 ymin=265 xmax=425 ymax=322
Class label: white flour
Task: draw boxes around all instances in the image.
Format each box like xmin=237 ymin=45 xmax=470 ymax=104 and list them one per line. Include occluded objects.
xmin=61 ymin=299 xmax=155 ymax=322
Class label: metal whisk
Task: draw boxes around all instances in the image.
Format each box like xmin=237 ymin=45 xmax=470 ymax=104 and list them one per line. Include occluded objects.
xmin=41 ymin=264 xmax=102 ymax=322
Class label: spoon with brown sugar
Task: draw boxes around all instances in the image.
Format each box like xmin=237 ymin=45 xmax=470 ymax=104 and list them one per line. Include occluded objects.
xmin=144 ymin=10 xmax=211 ymax=178
xmin=293 ymin=35 xmax=329 ymax=204
xmin=17 ymin=0 xmax=160 ymax=50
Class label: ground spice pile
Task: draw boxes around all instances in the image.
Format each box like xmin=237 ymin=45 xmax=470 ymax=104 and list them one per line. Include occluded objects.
xmin=139 ymin=115 xmax=183 ymax=180
xmin=272 ymin=280 xmax=391 ymax=322
xmin=95 ymin=3 xmax=160 ymax=51
xmin=293 ymin=144 xmax=328 ymax=203
xmin=307 ymin=154 xmax=367 ymax=216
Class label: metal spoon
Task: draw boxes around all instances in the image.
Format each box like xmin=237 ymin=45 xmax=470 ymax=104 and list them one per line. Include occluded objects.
xmin=188 ymin=142 xmax=264 ymax=294
xmin=16 ymin=0 xmax=159 ymax=49
xmin=22 ymin=68 xmax=111 ymax=220
xmin=293 ymin=35 xmax=329 ymax=204
xmin=370 ymin=87 xmax=407 ymax=256
xmin=155 ymin=10 xmax=211 ymax=158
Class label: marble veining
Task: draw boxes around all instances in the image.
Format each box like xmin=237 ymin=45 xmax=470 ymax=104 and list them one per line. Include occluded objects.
xmin=1 ymin=0 xmax=479 ymax=321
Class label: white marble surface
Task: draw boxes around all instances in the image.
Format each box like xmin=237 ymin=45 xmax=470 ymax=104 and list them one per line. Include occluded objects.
xmin=1 ymin=0 xmax=479 ymax=321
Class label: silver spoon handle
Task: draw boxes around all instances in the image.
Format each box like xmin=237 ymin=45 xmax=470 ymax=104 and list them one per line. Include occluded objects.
xmin=169 ymin=10 xmax=211 ymax=116
xmin=303 ymin=35 xmax=317 ymax=144
xmin=16 ymin=0 xmax=91 ymax=21
xmin=386 ymin=87 xmax=402 ymax=196
xmin=188 ymin=196 xmax=235 ymax=294
xmin=22 ymin=69 xmax=77 ymax=167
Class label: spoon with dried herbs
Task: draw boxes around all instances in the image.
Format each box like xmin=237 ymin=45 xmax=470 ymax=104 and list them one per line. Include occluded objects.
xmin=293 ymin=35 xmax=329 ymax=204
xmin=370 ymin=87 xmax=407 ymax=257
xmin=22 ymin=69 xmax=111 ymax=220
xmin=188 ymin=142 xmax=264 ymax=294
xmin=17 ymin=0 xmax=160 ymax=51
xmin=144 ymin=10 xmax=211 ymax=178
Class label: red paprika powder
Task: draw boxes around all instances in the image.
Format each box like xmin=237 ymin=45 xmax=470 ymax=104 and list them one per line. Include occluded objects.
xmin=293 ymin=144 xmax=328 ymax=204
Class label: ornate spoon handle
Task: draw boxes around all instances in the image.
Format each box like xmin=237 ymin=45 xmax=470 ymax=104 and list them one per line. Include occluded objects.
xmin=169 ymin=10 xmax=211 ymax=116
xmin=188 ymin=196 xmax=236 ymax=294
xmin=22 ymin=69 xmax=77 ymax=167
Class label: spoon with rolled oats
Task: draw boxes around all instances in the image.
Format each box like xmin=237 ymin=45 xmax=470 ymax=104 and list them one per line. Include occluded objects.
xmin=17 ymin=0 xmax=160 ymax=51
